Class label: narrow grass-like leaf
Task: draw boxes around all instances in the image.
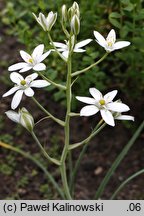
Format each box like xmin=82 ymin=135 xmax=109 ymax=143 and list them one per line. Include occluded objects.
xmin=94 ymin=120 xmax=144 ymax=199
xmin=111 ymin=169 xmax=144 ymax=199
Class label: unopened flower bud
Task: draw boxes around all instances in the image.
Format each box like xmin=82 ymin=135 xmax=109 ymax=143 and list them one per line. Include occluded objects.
xmin=75 ymin=8 xmax=80 ymax=18
xmin=5 ymin=108 xmax=34 ymax=133
xmin=72 ymin=2 xmax=79 ymax=11
xmin=68 ymin=7 xmax=75 ymax=21
xmin=71 ymin=14 xmax=80 ymax=35
xmin=20 ymin=108 xmax=34 ymax=133
xmin=61 ymin=4 xmax=67 ymax=22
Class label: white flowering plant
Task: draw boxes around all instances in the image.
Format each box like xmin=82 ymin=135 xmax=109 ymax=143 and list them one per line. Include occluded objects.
xmin=2 ymin=1 xmax=140 ymax=200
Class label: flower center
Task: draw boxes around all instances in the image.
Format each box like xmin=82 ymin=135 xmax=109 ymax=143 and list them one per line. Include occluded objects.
xmin=28 ymin=58 xmax=33 ymax=63
xmin=107 ymin=41 xmax=113 ymax=47
xmin=99 ymin=99 xmax=105 ymax=105
xmin=20 ymin=80 xmax=26 ymax=86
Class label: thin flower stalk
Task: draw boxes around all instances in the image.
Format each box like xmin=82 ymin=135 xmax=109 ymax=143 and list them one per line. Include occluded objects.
xmin=31 ymin=131 xmax=61 ymax=166
xmin=71 ymin=52 xmax=108 ymax=77
xmin=32 ymin=97 xmax=65 ymax=126
xmin=48 ymin=33 xmax=67 ymax=62
xmin=69 ymin=122 xmax=106 ymax=150
xmin=38 ymin=72 xmax=66 ymax=90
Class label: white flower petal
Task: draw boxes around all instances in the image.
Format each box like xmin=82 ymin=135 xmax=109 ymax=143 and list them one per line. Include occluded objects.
xmin=73 ymin=48 xmax=86 ymax=53
xmin=32 ymin=44 xmax=44 ymax=60
xmin=2 ymin=86 xmax=20 ymax=97
xmin=76 ymin=96 xmax=96 ymax=104
xmin=93 ymin=31 xmax=106 ymax=48
xmin=115 ymin=115 xmax=134 ymax=121
xmin=19 ymin=66 xmax=32 ymax=73
xmin=5 ymin=110 xmax=20 ymax=123
xmin=100 ymin=109 xmax=115 ymax=126
xmin=30 ymin=80 xmax=50 ymax=88
xmin=114 ymin=41 xmax=131 ymax=50
xmin=107 ymin=29 xmax=116 ymax=43
xmin=89 ymin=88 xmax=102 ymax=101
xmin=62 ymin=51 xmax=69 ymax=59
xmin=52 ymin=42 xmax=67 ymax=49
xmin=39 ymin=50 xmax=51 ymax=62
xmin=20 ymin=50 xmax=32 ymax=63
xmin=104 ymin=90 xmax=118 ymax=103
xmin=11 ymin=90 xmax=23 ymax=109
xmin=33 ymin=63 xmax=46 ymax=71
xmin=80 ymin=105 xmax=99 ymax=116
xmin=8 ymin=62 xmax=28 ymax=71
xmin=107 ymin=102 xmax=130 ymax=112
xmin=24 ymin=88 xmax=34 ymax=97
xmin=10 ymin=72 xmax=24 ymax=84
xmin=74 ymin=39 xmax=92 ymax=49
xmin=25 ymin=73 xmax=38 ymax=82
xmin=55 ymin=48 xmax=66 ymax=52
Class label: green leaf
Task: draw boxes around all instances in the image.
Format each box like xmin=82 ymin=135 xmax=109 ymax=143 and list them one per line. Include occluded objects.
xmin=109 ymin=12 xmax=121 ymax=19
xmin=109 ymin=13 xmax=121 ymax=29
xmin=109 ymin=18 xmax=121 ymax=29
xmin=94 ymin=120 xmax=144 ymax=199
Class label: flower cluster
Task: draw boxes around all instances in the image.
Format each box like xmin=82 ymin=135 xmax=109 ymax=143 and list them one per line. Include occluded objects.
xmin=2 ymin=1 xmax=134 ymax=130
xmin=3 ymin=44 xmax=51 ymax=111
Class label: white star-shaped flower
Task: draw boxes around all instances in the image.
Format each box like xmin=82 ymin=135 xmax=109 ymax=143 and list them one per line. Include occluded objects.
xmin=52 ymin=38 xmax=92 ymax=60
xmin=2 ymin=72 xmax=50 ymax=109
xmin=94 ymin=29 xmax=130 ymax=52
xmin=76 ymin=88 xmax=130 ymax=126
xmin=8 ymin=44 xmax=51 ymax=73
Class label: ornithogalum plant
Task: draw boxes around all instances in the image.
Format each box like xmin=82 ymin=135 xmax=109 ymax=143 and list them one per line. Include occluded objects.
xmin=2 ymin=2 xmax=136 ymax=199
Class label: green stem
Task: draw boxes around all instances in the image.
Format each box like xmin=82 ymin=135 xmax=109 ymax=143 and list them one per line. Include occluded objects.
xmin=69 ymin=122 xmax=106 ymax=150
xmin=38 ymin=72 xmax=66 ymax=90
xmin=60 ymin=51 xmax=72 ymax=200
xmin=68 ymin=151 xmax=73 ymax=186
xmin=70 ymin=138 xmax=88 ymax=195
xmin=0 ymin=141 xmax=65 ymax=199
xmin=48 ymin=33 xmax=67 ymax=62
xmin=32 ymin=97 xmax=65 ymax=127
xmin=31 ymin=131 xmax=61 ymax=166
xmin=94 ymin=120 xmax=144 ymax=199
xmin=110 ymin=169 xmax=144 ymax=200
xmin=71 ymin=53 xmax=108 ymax=77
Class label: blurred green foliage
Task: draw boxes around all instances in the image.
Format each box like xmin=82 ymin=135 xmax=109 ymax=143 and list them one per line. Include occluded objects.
xmin=0 ymin=0 xmax=144 ymax=110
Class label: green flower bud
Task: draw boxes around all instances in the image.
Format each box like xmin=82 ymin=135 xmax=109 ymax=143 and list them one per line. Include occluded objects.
xmin=61 ymin=4 xmax=67 ymax=22
xmin=20 ymin=108 xmax=34 ymax=133
xmin=75 ymin=8 xmax=80 ymax=18
xmin=72 ymin=2 xmax=79 ymax=11
xmin=68 ymin=7 xmax=75 ymax=21
xmin=71 ymin=14 xmax=80 ymax=35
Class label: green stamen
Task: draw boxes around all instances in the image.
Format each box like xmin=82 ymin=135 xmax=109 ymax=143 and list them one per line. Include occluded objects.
xmin=20 ymin=80 xmax=26 ymax=85
xmin=107 ymin=41 xmax=113 ymax=47
xmin=99 ymin=99 xmax=105 ymax=105
xmin=29 ymin=58 xmax=33 ymax=63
